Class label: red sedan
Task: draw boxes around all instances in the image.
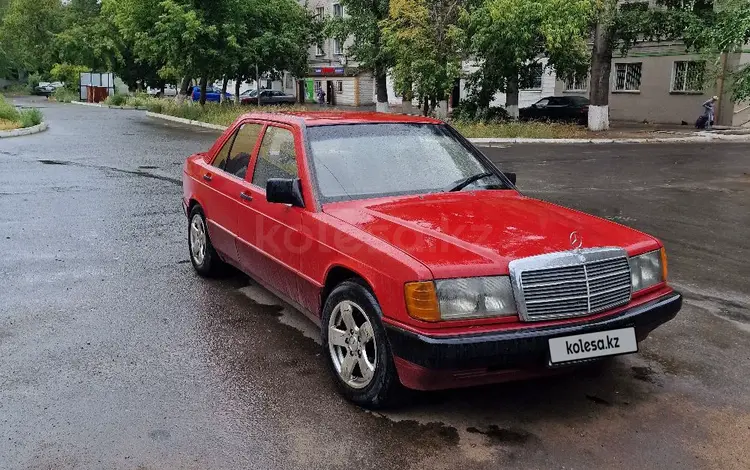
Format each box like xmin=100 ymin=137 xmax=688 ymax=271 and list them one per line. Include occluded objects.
xmin=182 ymin=111 xmax=681 ymax=408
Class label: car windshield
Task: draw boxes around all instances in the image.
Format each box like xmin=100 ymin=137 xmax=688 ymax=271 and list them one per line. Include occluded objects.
xmin=242 ymin=90 xmax=259 ymax=97
xmin=306 ymin=123 xmax=509 ymax=202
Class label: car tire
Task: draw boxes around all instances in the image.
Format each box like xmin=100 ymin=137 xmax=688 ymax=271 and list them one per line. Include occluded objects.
xmin=188 ymin=205 xmax=224 ymax=277
xmin=321 ymin=279 xmax=404 ymax=409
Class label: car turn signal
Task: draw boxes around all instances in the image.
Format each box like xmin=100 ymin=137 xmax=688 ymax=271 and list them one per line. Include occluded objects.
xmin=404 ymin=281 xmax=441 ymax=322
xmin=660 ymin=247 xmax=668 ymax=281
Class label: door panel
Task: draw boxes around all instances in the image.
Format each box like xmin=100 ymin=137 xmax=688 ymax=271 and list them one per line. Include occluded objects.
xmin=196 ymin=123 xmax=262 ymax=264
xmin=237 ymin=125 xmax=305 ymax=306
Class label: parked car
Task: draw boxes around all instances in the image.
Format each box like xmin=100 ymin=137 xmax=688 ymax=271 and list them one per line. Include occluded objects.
xmin=34 ymin=81 xmax=64 ymax=96
xmin=240 ymin=89 xmax=297 ymax=105
xmin=520 ymin=95 xmax=590 ymax=124
xmin=147 ymin=85 xmax=177 ymax=98
xmin=182 ymin=112 xmax=682 ymax=408
xmin=190 ymin=86 xmax=233 ymax=102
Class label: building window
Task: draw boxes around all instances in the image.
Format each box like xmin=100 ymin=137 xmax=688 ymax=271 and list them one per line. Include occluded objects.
xmin=672 ymin=61 xmax=705 ymax=93
xmin=336 ymin=81 xmax=343 ymax=94
xmin=614 ymin=62 xmax=642 ymax=91
xmin=315 ymin=6 xmax=324 ymax=17
xmin=520 ymin=63 xmax=543 ymax=90
xmin=333 ymin=39 xmax=343 ymax=55
xmin=316 ymin=44 xmax=324 ymax=57
xmin=564 ymin=75 xmax=588 ymax=91
xmin=333 ymin=3 xmax=343 ymax=17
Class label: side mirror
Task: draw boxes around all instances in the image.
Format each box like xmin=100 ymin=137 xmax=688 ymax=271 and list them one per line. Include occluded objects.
xmin=503 ymin=172 xmax=517 ymax=185
xmin=266 ymin=178 xmax=304 ymax=207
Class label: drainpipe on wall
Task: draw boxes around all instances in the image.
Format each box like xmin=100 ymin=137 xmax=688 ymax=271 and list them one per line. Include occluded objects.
xmin=716 ymin=52 xmax=728 ymax=126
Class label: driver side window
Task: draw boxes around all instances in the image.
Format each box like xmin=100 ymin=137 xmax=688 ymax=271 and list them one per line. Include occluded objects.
xmin=251 ymin=126 xmax=299 ymax=189
xmin=535 ymin=99 xmax=550 ymax=108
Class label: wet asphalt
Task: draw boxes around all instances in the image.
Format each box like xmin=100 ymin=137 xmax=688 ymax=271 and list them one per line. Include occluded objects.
xmin=1 ymin=97 xmax=749 ymax=470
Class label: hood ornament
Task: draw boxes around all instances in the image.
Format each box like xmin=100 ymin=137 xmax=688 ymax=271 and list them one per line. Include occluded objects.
xmin=570 ymin=231 xmax=583 ymax=250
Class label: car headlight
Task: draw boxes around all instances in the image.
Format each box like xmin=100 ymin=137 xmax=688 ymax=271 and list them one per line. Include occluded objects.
xmin=405 ymin=277 xmax=516 ymax=322
xmin=629 ymin=248 xmax=667 ymax=293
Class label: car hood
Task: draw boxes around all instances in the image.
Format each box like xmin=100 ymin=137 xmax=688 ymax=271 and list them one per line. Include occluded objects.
xmin=323 ymin=191 xmax=659 ymax=279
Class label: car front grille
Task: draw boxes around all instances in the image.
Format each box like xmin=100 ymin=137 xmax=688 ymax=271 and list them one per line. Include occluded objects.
xmin=509 ymin=248 xmax=632 ymax=321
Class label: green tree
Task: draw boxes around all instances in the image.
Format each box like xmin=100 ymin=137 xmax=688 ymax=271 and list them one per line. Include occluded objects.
xmin=465 ymin=0 xmax=591 ymax=119
xmin=227 ymin=0 xmax=321 ymax=103
xmin=587 ymin=0 xmax=711 ymax=130
xmin=383 ymin=0 xmax=467 ymax=117
xmin=688 ymin=0 xmax=750 ymax=102
xmin=327 ymin=0 xmax=393 ymax=111
xmin=0 ymin=0 xmax=62 ymax=74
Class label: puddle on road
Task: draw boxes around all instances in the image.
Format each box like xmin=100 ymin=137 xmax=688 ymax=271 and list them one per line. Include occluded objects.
xmin=37 ymin=158 xmax=181 ymax=185
xmin=237 ymin=284 xmax=321 ymax=344
xmin=673 ymin=282 xmax=750 ymax=334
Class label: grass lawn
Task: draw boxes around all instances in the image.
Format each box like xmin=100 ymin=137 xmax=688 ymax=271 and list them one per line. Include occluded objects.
xmin=118 ymin=96 xmax=594 ymax=139
xmin=452 ymin=121 xmax=589 ymax=139
xmin=0 ymin=118 xmax=19 ymax=131
xmin=0 ymin=94 xmax=44 ymax=130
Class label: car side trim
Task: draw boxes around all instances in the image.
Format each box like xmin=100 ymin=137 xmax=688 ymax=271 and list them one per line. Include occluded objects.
xmin=235 ymin=235 xmax=324 ymax=289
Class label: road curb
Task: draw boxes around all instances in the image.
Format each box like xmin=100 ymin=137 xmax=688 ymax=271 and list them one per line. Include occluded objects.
xmin=469 ymin=133 xmax=750 ymax=145
xmin=0 ymin=122 xmax=48 ymax=138
xmin=145 ymin=112 xmax=229 ymax=131
xmin=143 ymin=111 xmax=750 ymax=143
xmin=70 ymin=101 xmax=148 ymax=111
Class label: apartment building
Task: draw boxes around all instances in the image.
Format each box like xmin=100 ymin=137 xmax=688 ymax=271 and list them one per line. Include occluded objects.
xmin=551 ymin=42 xmax=750 ymax=126
xmin=298 ymin=0 xmax=376 ymax=106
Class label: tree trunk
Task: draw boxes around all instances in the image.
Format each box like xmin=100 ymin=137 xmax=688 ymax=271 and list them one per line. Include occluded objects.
xmin=375 ymin=69 xmax=389 ymax=112
xmin=505 ymin=73 xmax=519 ymax=119
xmin=235 ymin=76 xmax=242 ymax=105
xmin=176 ymin=76 xmax=191 ymax=105
xmin=422 ymin=97 xmax=429 ymax=116
xmin=199 ymin=76 xmax=208 ymax=106
xmin=589 ymin=2 xmax=616 ymax=131
xmin=220 ymin=76 xmax=229 ymax=104
xmin=160 ymin=83 xmax=166 ymax=96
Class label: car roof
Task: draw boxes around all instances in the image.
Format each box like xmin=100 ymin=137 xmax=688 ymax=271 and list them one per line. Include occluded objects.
xmin=237 ymin=111 xmax=443 ymax=127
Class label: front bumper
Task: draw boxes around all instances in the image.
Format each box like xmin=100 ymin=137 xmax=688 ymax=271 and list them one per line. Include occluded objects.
xmin=385 ymin=291 xmax=682 ymax=390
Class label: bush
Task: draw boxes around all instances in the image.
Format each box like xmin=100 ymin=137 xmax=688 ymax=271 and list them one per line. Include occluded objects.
xmin=26 ymin=73 xmax=44 ymax=93
xmin=105 ymin=93 xmax=128 ymax=106
xmin=0 ymin=94 xmax=20 ymax=122
xmin=50 ymin=63 xmax=89 ymax=91
xmin=451 ymin=98 xmax=509 ymax=123
xmin=19 ymin=108 xmax=43 ymax=128
xmin=52 ymin=87 xmax=78 ymax=103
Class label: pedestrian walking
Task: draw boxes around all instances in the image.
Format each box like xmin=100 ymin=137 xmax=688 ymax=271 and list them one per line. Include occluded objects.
xmin=316 ymin=87 xmax=326 ymax=105
xmin=696 ymin=96 xmax=718 ymax=129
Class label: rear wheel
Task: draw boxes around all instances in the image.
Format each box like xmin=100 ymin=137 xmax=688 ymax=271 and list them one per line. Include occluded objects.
xmin=188 ymin=205 xmax=224 ymax=277
xmin=322 ymin=280 xmax=403 ymax=408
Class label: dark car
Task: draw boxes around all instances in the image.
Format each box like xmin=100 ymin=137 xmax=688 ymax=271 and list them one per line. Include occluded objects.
xmin=520 ymin=96 xmax=589 ymax=124
xmin=190 ymin=86 xmax=232 ymax=103
xmin=240 ymin=89 xmax=297 ymax=106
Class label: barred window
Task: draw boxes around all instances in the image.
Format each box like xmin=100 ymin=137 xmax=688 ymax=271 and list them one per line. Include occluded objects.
xmin=564 ymin=75 xmax=588 ymax=91
xmin=521 ymin=64 xmax=543 ymax=90
xmin=614 ymin=63 xmax=642 ymax=91
xmin=672 ymin=61 xmax=705 ymax=92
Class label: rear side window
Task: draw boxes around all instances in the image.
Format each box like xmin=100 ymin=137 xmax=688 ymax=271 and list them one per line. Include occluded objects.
xmin=251 ymin=126 xmax=299 ymax=189
xmin=224 ymin=123 xmax=263 ymax=179
xmin=211 ymin=134 xmax=236 ymax=171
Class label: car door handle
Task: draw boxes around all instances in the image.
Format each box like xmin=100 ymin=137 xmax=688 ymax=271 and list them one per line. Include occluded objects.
xmin=240 ymin=192 xmax=253 ymax=202
xmin=203 ymin=173 xmax=213 ymax=182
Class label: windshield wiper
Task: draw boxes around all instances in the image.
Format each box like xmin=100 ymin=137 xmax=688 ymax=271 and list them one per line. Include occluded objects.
xmin=446 ymin=172 xmax=494 ymax=192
